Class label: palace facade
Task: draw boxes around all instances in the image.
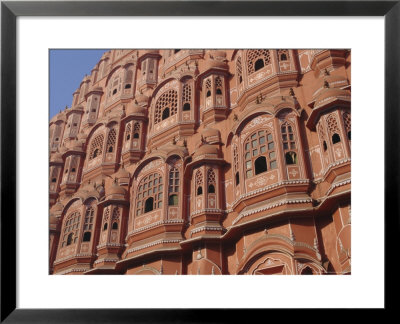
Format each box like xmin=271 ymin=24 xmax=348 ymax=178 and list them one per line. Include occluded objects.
xmin=49 ymin=49 xmax=351 ymax=275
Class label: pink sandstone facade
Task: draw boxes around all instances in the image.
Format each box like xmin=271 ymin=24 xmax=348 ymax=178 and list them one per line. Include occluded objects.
xmin=49 ymin=49 xmax=351 ymax=275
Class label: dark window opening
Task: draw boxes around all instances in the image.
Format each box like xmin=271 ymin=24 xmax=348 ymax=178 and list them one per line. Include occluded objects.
xmin=197 ymin=186 xmax=203 ymax=196
xmin=235 ymin=172 xmax=240 ymax=186
xmin=112 ymin=222 xmax=118 ymax=230
xmin=55 ymin=138 xmax=59 ymax=141
xmin=216 ymin=89 xmax=222 ymax=95
xmin=254 ymin=58 xmax=264 ymax=71
xmin=183 ymin=103 xmax=191 ymax=111
xmin=347 ymin=131 xmax=351 ymax=140
xmin=71 ymin=168 xmax=76 ymax=173
xmin=239 ymin=76 xmax=243 ymax=83
xmin=301 ymin=267 xmax=313 ymax=275
xmin=162 ymin=108 xmax=170 ymax=120
xmin=332 ymin=133 xmax=341 ymax=144
xmin=206 ymin=90 xmax=211 ymax=97
xmin=51 ymin=178 xmax=57 ymax=183
xmin=93 ymin=149 xmax=99 ymax=158
xmin=126 ymin=134 xmax=130 ymax=140
xmin=285 ymin=152 xmax=297 ymax=165
xmin=323 ymin=141 xmax=327 ymax=151
xmin=133 ymin=133 xmax=139 ymax=139
xmin=208 ymin=184 xmax=215 ymax=193
xmin=125 ymin=84 xmax=131 ymax=89
xmin=91 ymin=109 xmax=96 ymax=112
xmin=280 ymin=53 xmax=287 ymax=61
xmin=168 ymin=194 xmax=178 ymax=206
xmin=145 ymin=197 xmax=154 ymax=213
xmin=254 ymin=156 xmax=267 ymax=175
xmin=65 ymin=169 xmax=68 ymax=174
xmin=103 ymin=223 xmax=108 ymax=231
xmin=83 ymin=231 xmax=91 ymax=242
xmin=67 ymin=233 xmax=73 ymax=246
xmin=108 ymin=146 xmax=113 ymax=153
xmin=112 ymin=88 xmax=117 ymax=95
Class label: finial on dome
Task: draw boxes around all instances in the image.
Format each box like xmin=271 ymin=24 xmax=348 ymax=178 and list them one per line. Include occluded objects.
xmin=233 ymin=113 xmax=238 ymax=121
xmin=324 ymin=80 xmax=330 ymax=88
xmin=324 ymin=68 xmax=330 ymax=76
xmin=289 ymin=88 xmax=295 ymax=97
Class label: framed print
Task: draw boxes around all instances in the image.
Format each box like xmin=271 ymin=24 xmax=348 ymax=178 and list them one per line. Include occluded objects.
xmin=1 ymin=0 xmax=398 ymax=322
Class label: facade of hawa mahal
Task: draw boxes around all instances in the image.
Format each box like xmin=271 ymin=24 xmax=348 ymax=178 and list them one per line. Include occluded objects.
xmin=49 ymin=49 xmax=351 ymax=275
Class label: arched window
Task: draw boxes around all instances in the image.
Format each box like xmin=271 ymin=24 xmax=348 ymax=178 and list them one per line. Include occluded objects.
xmin=244 ymin=129 xmax=276 ymax=178
xmin=195 ymin=169 xmax=203 ymax=196
xmin=301 ymin=267 xmax=314 ymax=275
xmin=206 ymin=90 xmax=211 ymax=97
xmin=235 ymin=172 xmax=240 ymax=186
xmin=106 ymin=128 xmax=117 ymax=153
xmin=145 ymin=197 xmax=154 ymax=213
xmin=254 ymin=58 xmax=264 ymax=71
xmin=124 ymin=69 xmax=133 ymax=89
xmin=67 ymin=233 xmax=73 ymax=246
xmin=183 ymin=103 xmax=191 ymax=111
xmin=89 ymin=134 xmax=104 ymax=160
xmin=112 ymin=222 xmax=118 ymax=230
xmin=168 ymin=167 xmax=180 ymax=206
xmin=254 ymin=156 xmax=267 ymax=174
xmin=277 ymin=49 xmax=290 ymax=61
xmin=61 ymin=211 xmax=81 ymax=247
xmin=83 ymin=232 xmax=91 ymax=242
xmin=233 ymin=145 xmax=240 ymax=186
xmin=168 ymin=194 xmax=178 ymax=206
xmin=207 ymin=169 xmax=216 ymax=194
xmin=136 ymin=172 xmax=163 ymax=216
xmin=285 ymin=152 xmax=297 ymax=165
xmin=103 ymin=223 xmax=108 ymax=231
xmin=154 ymin=89 xmax=178 ymax=124
xmin=112 ymin=88 xmax=117 ymax=95
xmin=323 ymin=141 xmax=328 ymax=151
xmin=332 ymin=133 xmax=341 ymax=144
xmin=247 ymin=50 xmax=271 ymax=75
xmin=162 ymin=107 xmax=170 ymax=120
xmin=51 ymin=178 xmax=57 ymax=183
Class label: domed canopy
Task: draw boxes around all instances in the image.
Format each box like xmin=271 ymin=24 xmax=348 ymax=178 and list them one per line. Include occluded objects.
xmin=135 ymin=93 xmax=149 ymax=106
xmin=115 ymin=165 xmax=130 ymax=179
xmin=314 ymin=88 xmax=350 ymax=109
xmin=127 ymin=101 xmax=146 ymax=116
xmin=193 ymin=144 xmax=219 ymax=159
xmin=107 ymin=181 xmax=127 ymax=198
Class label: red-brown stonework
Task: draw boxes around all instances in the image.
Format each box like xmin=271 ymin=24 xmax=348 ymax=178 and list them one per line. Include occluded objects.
xmin=49 ymin=49 xmax=351 ymax=275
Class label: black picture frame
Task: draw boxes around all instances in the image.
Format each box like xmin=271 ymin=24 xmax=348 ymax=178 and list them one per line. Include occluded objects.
xmin=1 ymin=0 xmax=398 ymax=322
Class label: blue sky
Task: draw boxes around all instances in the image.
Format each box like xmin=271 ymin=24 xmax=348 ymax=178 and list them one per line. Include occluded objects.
xmin=49 ymin=49 xmax=109 ymax=119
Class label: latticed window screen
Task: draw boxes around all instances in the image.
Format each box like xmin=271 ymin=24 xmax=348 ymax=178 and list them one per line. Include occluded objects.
xmin=84 ymin=207 xmax=94 ymax=231
xmin=277 ymin=49 xmax=290 ymax=61
xmin=62 ymin=211 xmax=81 ymax=247
xmin=195 ymin=169 xmax=203 ymax=195
xmin=318 ymin=123 xmax=328 ymax=152
xmin=106 ymin=128 xmax=117 ymax=152
xmin=244 ymin=129 xmax=276 ymax=178
xmin=125 ymin=123 xmax=132 ymax=141
xmin=133 ymin=122 xmax=141 ymax=138
xmin=236 ymin=57 xmax=243 ymax=83
xmin=168 ymin=167 xmax=180 ymax=205
xmin=111 ymin=207 xmax=120 ymax=229
xmin=281 ymin=122 xmax=298 ymax=165
xmin=154 ymin=90 xmax=178 ymax=124
xmin=247 ymin=50 xmax=271 ymax=75
xmin=102 ymin=206 xmax=110 ymax=231
xmin=233 ymin=145 xmax=240 ymax=186
xmin=281 ymin=123 xmax=296 ymax=150
xmin=89 ymin=134 xmax=104 ymax=160
xmin=207 ymin=169 xmax=216 ymax=193
xmin=215 ymin=77 xmax=223 ymax=94
xmin=326 ymin=114 xmax=340 ymax=135
xmin=205 ymin=78 xmax=212 ymax=95
xmin=136 ymin=172 xmax=163 ymax=216
xmin=183 ymin=84 xmax=192 ymax=105
xmin=343 ymin=112 xmax=351 ymax=139
xmin=125 ymin=69 xmax=133 ymax=83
